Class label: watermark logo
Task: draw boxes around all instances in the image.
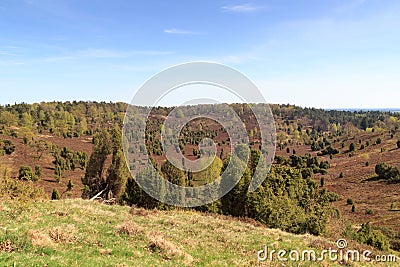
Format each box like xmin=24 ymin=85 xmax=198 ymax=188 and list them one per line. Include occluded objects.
xmin=336 ymin=238 xmax=347 ymax=249
xmin=122 ymin=62 xmax=276 ymax=207
xmin=258 ymin=239 xmax=397 ymax=263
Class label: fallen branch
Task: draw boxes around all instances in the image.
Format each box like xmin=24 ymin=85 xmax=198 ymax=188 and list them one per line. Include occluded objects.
xmin=89 ymin=187 xmax=107 ymax=201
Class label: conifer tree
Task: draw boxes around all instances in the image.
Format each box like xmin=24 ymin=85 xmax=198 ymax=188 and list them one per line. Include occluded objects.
xmin=106 ymin=125 xmax=130 ymax=200
xmin=81 ymin=129 xmax=111 ymax=198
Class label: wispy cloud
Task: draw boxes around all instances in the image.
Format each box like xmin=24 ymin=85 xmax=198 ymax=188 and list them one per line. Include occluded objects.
xmin=39 ymin=48 xmax=174 ymax=63
xmin=0 ymin=45 xmax=24 ymax=57
xmin=78 ymin=48 xmax=129 ymax=59
xmin=0 ymin=60 xmax=25 ymax=66
xmin=0 ymin=50 xmax=18 ymax=56
xmin=221 ymin=3 xmax=265 ymax=13
xmin=164 ymin=28 xmax=201 ymax=35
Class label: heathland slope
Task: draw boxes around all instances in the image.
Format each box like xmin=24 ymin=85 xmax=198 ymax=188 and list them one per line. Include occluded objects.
xmin=1 ymin=101 xmax=400 ymax=255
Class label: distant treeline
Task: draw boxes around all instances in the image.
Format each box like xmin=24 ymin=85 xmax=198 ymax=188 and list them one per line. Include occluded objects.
xmin=1 ymin=102 xmax=398 ymax=135
xmin=270 ymin=104 xmax=400 ymax=132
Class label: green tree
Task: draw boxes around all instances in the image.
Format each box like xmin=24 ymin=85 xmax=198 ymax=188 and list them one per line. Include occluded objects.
xmin=0 ymin=111 xmax=18 ymax=126
xmin=123 ymin=166 xmax=165 ymax=209
xmin=220 ymin=156 xmax=251 ymax=217
xmin=54 ymin=165 xmax=62 ymax=183
xmin=18 ymin=165 xmax=35 ymax=180
xmin=34 ymin=165 xmax=42 ymax=180
xmin=161 ymin=160 xmax=185 ymax=204
xmin=78 ymin=117 xmax=88 ymax=135
xmin=2 ymin=140 xmax=15 ymax=155
xmin=67 ymin=179 xmax=74 ymax=191
xmin=81 ymin=129 xmax=111 ymax=198
xmin=20 ymin=112 xmax=34 ymax=129
xmin=51 ymin=188 xmax=60 ymax=200
xmin=349 ymin=143 xmax=356 ymax=152
xmin=106 ymin=126 xmax=130 ymax=200
xmin=195 ymin=157 xmax=223 ymax=213
xmin=195 ymin=156 xmax=223 ymax=184
xmin=161 ymin=160 xmax=186 ymax=186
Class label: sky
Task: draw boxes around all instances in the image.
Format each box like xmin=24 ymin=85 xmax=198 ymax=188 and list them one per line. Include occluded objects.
xmin=0 ymin=0 xmax=399 ymax=108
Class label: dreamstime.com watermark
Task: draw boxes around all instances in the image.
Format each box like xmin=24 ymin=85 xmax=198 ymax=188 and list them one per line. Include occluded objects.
xmin=258 ymin=239 xmax=397 ymax=263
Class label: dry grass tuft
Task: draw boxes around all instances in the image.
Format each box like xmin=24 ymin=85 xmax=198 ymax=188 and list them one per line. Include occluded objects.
xmin=147 ymin=231 xmax=193 ymax=265
xmin=28 ymin=230 xmax=54 ymax=247
xmin=117 ymin=221 xmax=143 ymax=237
xmin=130 ymin=205 xmax=158 ymax=217
xmin=48 ymin=224 xmax=78 ymax=244
xmin=0 ymin=240 xmax=14 ymax=253
xmin=99 ymin=248 xmax=113 ymax=255
xmin=51 ymin=211 xmax=69 ymax=217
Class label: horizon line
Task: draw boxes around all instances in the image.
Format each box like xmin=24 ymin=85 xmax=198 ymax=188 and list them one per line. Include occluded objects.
xmin=0 ymin=100 xmax=399 ymax=112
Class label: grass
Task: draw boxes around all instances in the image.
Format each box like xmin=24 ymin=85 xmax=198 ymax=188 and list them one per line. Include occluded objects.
xmin=0 ymin=199 xmax=398 ymax=266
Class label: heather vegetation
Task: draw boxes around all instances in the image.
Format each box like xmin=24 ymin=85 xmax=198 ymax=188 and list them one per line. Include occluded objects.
xmin=1 ymin=101 xmax=400 ymax=257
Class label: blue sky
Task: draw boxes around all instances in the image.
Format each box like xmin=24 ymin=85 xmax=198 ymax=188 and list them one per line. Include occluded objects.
xmin=0 ymin=0 xmax=399 ymax=108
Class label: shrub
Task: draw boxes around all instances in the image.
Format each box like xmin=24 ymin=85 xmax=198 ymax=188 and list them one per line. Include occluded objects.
xmin=51 ymin=188 xmax=61 ymax=200
xmin=365 ymin=208 xmax=374 ymax=215
xmin=376 ymin=138 xmax=382 ymax=145
xmin=34 ymin=165 xmax=42 ymax=180
xmin=325 ymin=192 xmax=339 ymax=202
xmin=319 ymin=161 xmax=330 ymax=170
xmin=375 ymin=163 xmax=400 ymax=181
xmin=18 ymin=165 xmax=35 ymax=180
xmin=397 ymin=140 xmax=400 ymax=149
xmin=301 ymin=168 xmax=313 ymax=179
xmin=354 ymin=222 xmax=390 ymax=251
xmin=1 ymin=140 xmax=16 ymax=155
xmin=347 ymin=198 xmax=354 ymax=205
xmin=1 ymin=165 xmax=44 ymax=201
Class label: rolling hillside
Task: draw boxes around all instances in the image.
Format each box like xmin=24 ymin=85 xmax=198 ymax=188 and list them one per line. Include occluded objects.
xmin=1 ymin=101 xmax=400 ymax=261
xmin=0 ymin=199 xmax=398 ymax=266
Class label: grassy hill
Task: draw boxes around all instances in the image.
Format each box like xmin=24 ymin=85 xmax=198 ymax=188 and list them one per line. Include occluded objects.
xmin=0 ymin=199 xmax=397 ymax=267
